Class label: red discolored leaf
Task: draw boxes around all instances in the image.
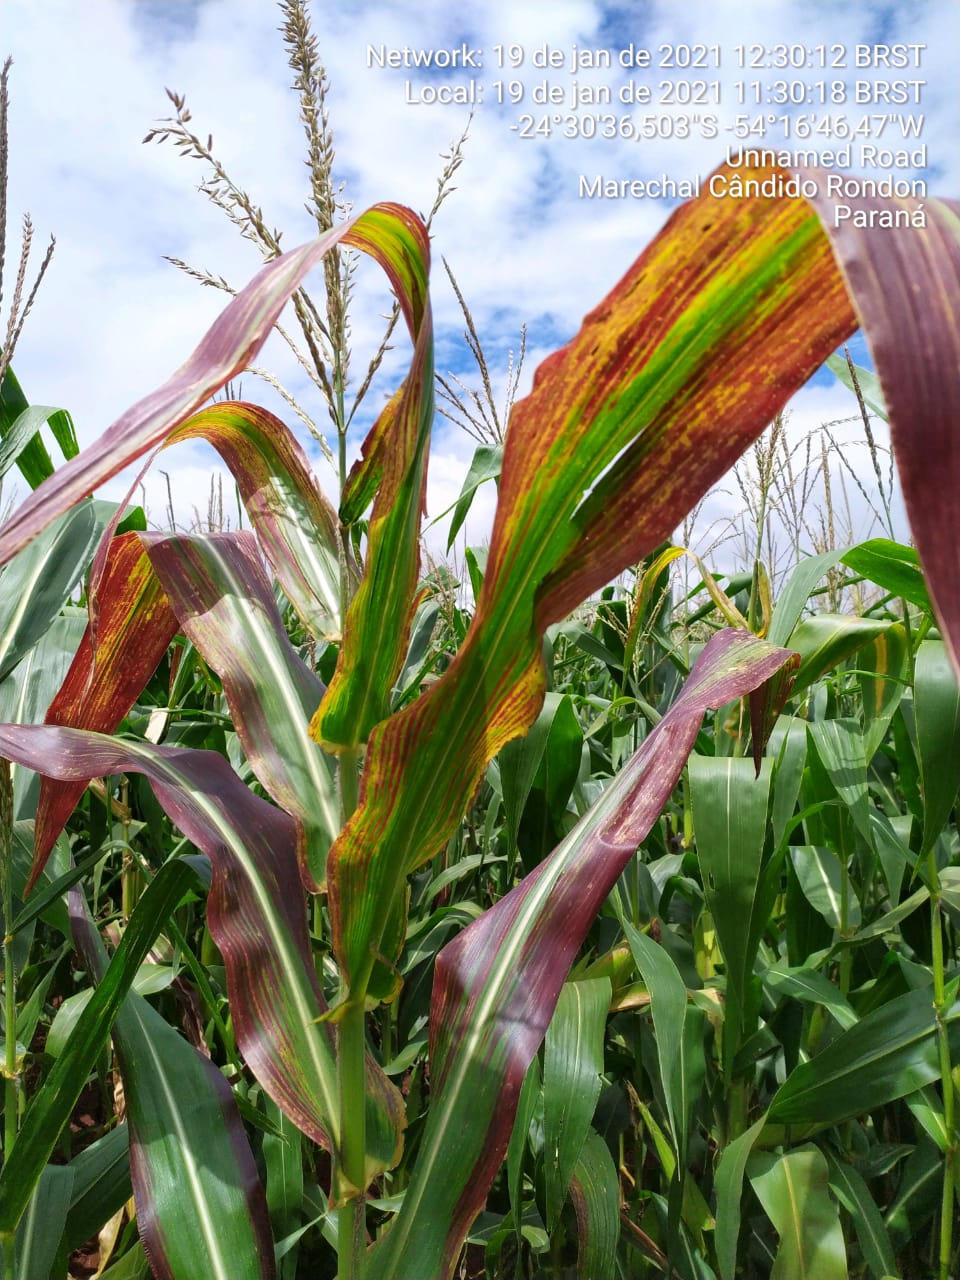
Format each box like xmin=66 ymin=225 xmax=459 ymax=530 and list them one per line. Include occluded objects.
xmin=323 ymin=158 xmax=888 ymax=1003
xmin=0 ymin=725 xmax=404 ymax=1183
xmin=142 ymin=530 xmax=338 ymax=890
xmin=30 ymin=532 xmax=179 ymax=891
xmin=803 ymin=185 xmax=960 ymax=676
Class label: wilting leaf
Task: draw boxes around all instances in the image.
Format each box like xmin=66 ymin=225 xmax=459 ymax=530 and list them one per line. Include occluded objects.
xmin=805 ymin=182 xmax=960 ymax=675
xmin=143 ymin=531 xmax=338 ymax=890
xmin=164 ymin=403 xmax=344 ymax=641
xmin=327 ymin=157 xmax=867 ymax=1005
xmin=0 ymin=725 xmax=404 ymax=1188
xmin=367 ymin=631 xmax=795 ymax=1280
xmin=0 ymin=204 xmax=428 ymax=570
xmin=312 ymin=209 xmax=434 ymax=750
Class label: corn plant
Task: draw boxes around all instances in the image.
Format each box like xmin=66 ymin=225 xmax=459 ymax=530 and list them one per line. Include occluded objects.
xmin=0 ymin=134 xmax=958 ymax=1280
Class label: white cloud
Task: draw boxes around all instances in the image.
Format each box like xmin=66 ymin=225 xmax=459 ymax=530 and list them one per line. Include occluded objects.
xmin=2 ymin=0 xmax=956 ymax=571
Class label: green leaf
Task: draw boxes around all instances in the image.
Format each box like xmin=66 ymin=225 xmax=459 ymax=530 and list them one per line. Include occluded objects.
xmin=905 ymin=1085 xmax=949 ymax=1153
xmin=824 ymin=1149 xmax=898 ymax=1280
xmin=8 ymin=820 xmax=71 ymax=940
xmin=98 ymin=1242 xmax=151 ymax=1280
xmin=841 ymin=539 xmax=933 ymax=614
xmin=61 ymin=1126 xmax=132 ymax=1256
xmin=499 ymin=692 xmax=563 ymax=855
xmin=264 ymin=1097 xmax=304 ymax=1277
xmin=0 ymin=858 xmax=195 ymax=1233
xmin=713 ymin=1115 xmax=766 ymax=1280
xmin=789 ymin=846 xmax=860 ymax=932
xmin=392 ymin=595 xmax=441 ymax=702
xmin=0 ymin=615 xmax=89 ymax=827
xmin=0 ymin=366 xmax=57 ymax=488
xmin=913 ymin=638 xmax=960 ymax=856
xmin=769 ymin=984 xmax=960 ymax=1126
xmin=46 ymin=963 xmax=175 ymax=1057
xmin=507 ymin=1056 xmax=540 ymax=1234
xmin=67 ymin=894 xmax=275 ymax=1280
xmin=807 ymin=719 xmax=874 ymax=853
xmin=766 ymin=550 xmax=845 ymax=647
xmin=0 ymin=404 xmax=71 ymax=481
xmin=0 ymin=1164 xmax=74 ymax=1280
xmin=542 ymin=978 xmax=610 ymax=1231
xmin=0 ymin=500 xmax=97 ymax=682
xmin=689 ymin=755 xmax=773 ymax=1067
xmin=859 ymin=623 xmax=910 ymax=761
xmin=826 ymin=352 xmax=889 ymax=421
xmin=768 ymin=715 xmax=807 ymax=850
xmin=518 ymin=692 xmax=584 ymax=867
xmin=884 ymin=1135 xmax=942 ymax=1248
xmin=786 ymin=614 xmax=893 ymax=698
xmin=748 ymin=1145 xmax=847 ymax=1280
xmin=445 ymin=443 xmax=502 ymax=550
xmin=567 ymin=1129 xmax=620 ymax=1280
xmin=762 ymin=964 xmax=858 ymax=1032
xmin=622 ymin=923 xmax=698 ymax=1172
xmin=120 ymin=994 xmax=275 ymax=1279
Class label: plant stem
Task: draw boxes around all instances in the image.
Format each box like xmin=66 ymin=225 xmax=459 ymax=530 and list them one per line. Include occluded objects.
xmin=335 ymin=746 xmax=365 ymax=1278
xmin=337 ymin=998 xmax=367 ymax=1280
xmin=928 ymin=848 xmax=956 ymax=1280
xmin=339 ymin=747 xmax=359 ymax=830
xmin=1 ymin=759 xmax=17 ymax=1280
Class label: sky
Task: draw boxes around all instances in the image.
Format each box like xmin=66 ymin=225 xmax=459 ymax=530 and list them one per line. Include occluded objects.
xmin=2 ymin=0 xmax=958 ymax=576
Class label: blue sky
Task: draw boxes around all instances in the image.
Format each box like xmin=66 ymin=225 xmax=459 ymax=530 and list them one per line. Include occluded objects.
xmin=3 ymin=0 xmax=958 ymax=566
